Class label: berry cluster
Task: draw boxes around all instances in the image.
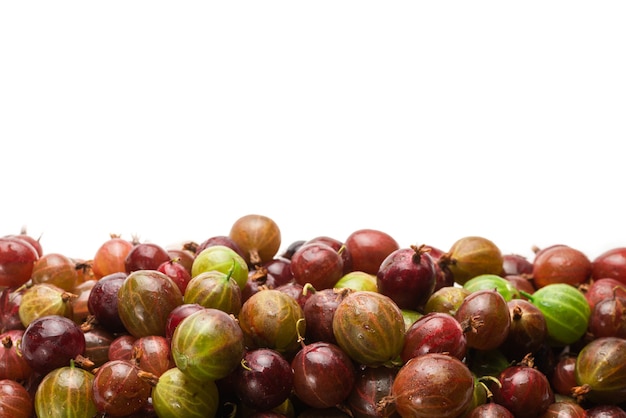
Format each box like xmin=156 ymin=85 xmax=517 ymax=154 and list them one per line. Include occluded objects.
xmin=1 ymin=215 xmax=626 ymax=417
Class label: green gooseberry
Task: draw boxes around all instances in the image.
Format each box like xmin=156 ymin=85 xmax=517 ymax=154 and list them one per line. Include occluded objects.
xmin=463 ymin=274 xmax=520 ymax=301
xmin=171 ymin=308 xmax=245 ymax=382
xmin=191 ymin=245 xmax=249 ymax=290
xmin=34 ymin=361 xmax=97 ymax=418
xmin=152 ymin=367 xmax=219 ymax=418
xmin=521 ymin=283 xmax=590 ymax=346
xmin=334 ymin=271 xmax=378 ymax=292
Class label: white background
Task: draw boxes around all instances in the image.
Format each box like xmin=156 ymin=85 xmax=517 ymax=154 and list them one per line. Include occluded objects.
xmin=2 ymin=2 xmax=625 ymax=264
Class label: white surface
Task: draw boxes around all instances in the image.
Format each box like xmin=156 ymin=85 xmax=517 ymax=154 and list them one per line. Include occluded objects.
xmin=2 ymin=2 xmax=625 ymax=262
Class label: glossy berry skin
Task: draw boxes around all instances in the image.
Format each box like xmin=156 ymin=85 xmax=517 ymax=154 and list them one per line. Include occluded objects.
xmin=131 ymin=335 xmax=175 ymax=377
xmin=157 ymin=258 xmax=192 ymax=295
xmin=171 ymin=308 xmax=245 ymax=382
xmin=229 ymin=214 xmax=282 ymax=266
xmin=18 ymin=283 xmax=74 ymax=328
xmin=502 ymin=253 xmax=533 ymax=276
xmin=87 ymin=272 xmax=127 ymax=333
xmin=588 ymin=295 xmax=626 ymax=338
xmin=82 ymin=325 xmax=115 ymax=368
xmin=439 ymin=236 xmax=504 ymax=286
xmin=345 ymin=229 xmax=400 ymax=275
xmin=532 ymin=245 xmax=592 ymax=288
xmin=191 ymin=245 xmax=249 ymax=290
xmin=92 ymin=359 xmax=152 ymax=416
xmin=376 ymin=245 xmax=437 ymax=311
xmin=584 ymin=277 xmax=626 ymax=312
xmin=0 ymin=329 xmax=34 ymax=381
xmin=238 ymin=289 xmax=305 ymax=356
xmin=401 ymin=312 xmax=467 ymax=362
xmin=4 ymin=232 xmax=43 ymax=258
xmin=332 ymin=291 xmax=405 ymax=366
xmin=306 ymin=236 xmax=353 ymax=274
xmin=303 ymin=288 xmax=349 ymax=344
xmin=183 ymin=270 xmax=242 ymax=316
xmin=291 ymin=341 xmax=356 ymax=409
xmin=574 ymin=336 xmax=626 ymax=405
xmin=20 ymin=315 xmax=86 ymax=375
xmin=0 ymin=379 xmax=34 ymax=418
xmin=124 ymin=242 xmax=171 ymax=273
xmin=591 ymin=247 xmax=626 ymax=285
xmin=34 ymin=364 xmax=97 ymax=418
xmin=0 ymin=286 xmax=25 ymax=332
xmin=30 ymin=252 xmax=79 ymax=291
xmin=291 ymin=242 xmax=344 ymax=290
xmin=108 ymin=334 xmax=136 ymax=362
xmin=117 ymin=270 xmax=183 ymax=338
xmin=151 ymin=367 xmax=219 ymax=418
xmin=549 ymin=355 xmax=577 ymax=397
xmin=493 ymin=365 xmax=554 ymax=418
xmin=234 ymin=348 xmax=294 ymax=411
xmin=455 ymin=289 xmax=511 ymax=351
xmin=347 ymin=365 xmax=399 ymax=418
xmin=0 ymin=236 xmax=39 ymax=288
xmin=391 ymin=353 xmax=474 ymax=418
xmin=92 ymin=236 xmax=134 ymax=279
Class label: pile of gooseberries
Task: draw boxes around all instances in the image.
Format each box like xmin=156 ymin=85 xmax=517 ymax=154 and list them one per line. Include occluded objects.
xmin=2 ymin=216 xmax=626 ymax=417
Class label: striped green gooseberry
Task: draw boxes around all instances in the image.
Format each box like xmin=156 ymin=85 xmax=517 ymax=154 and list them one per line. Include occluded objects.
xmin=191 ymin=245 xmax=249 ymax=290
xmin=521 ymin=283 xmax=590 ymax=346
xmin=151 ymin=367 xmax=219 ymax=418
xmin=171 ymin=308 xmax=245 ymax=382
xmin=34 ymin=361 xmax=97 ymax=418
